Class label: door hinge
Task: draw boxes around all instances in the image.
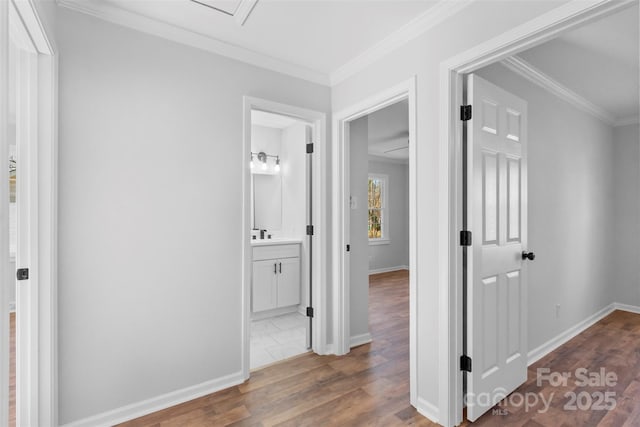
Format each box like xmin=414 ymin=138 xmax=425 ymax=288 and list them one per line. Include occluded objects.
xmin=460 ymin=105 xmax=472 ymax=121
xmin=460 ymin=230 xmax=472 ymax=246
xmin=306 ymin=225 xmax=314 ymax=236
xmin=460 ymin=355 xmax=472 ymax=372
xmin=306 ymin=143 xmax=314 ymax=154
xmin=16 ymin=268 xmax=29 ymax=281
xmin=346 ymin=244 xmax=350 ymax=252
xmin=306 ymin=307 xmax=314 ymax=318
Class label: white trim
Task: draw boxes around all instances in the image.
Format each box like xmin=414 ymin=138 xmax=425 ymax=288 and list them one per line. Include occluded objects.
xmin=56 ymin=0 xmax=330 ymax=86
xmin=440 ymin=1 xmax=637 ymax=425
xmin=329 ymin=0 xmax=474 ymax=86
xmin=501 ymin=56 xmax=616 ymax=126
xmin=615 ymin=115 xmax=640 ymax=127
xmin=5 ymin=1 xmax=58 ymax=425
xmin=0 ymin=5 xmax=9 ymax=427
xmin=368 ymin=239 xmax=390 ymax=246
xmin=416 ymin=397 xmax=439 ymax=425
xmin=527 ymin=304 xmax=615 ymax=366
xmin=527 ymin=303 xmax=640 ymax=366
xmin=242 ymin=97 xmax=328 ymax=381
xmin=349 ymin=332 xmax=372 ymax=348
xmin=613 ymin=302 xmax=640 ymax=314
xmin=332 ymin=77 xmax=418 ymax=406
xmin=368 ymin=265 xmax=408 ymax=275
xmin=60 ymin=371 xmax=244 ymax=427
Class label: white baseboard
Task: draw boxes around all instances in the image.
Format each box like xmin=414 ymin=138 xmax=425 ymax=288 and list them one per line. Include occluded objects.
xmin=350 ymin=332 xmax=373 ymax=348
xmin=613 ymin=302 xmax=640 ymax=314
xmin=368 ymin=265 xmax=409 ymax=275
xmin=61 ymin=371 xmax=245 ymax=427
xmin=527 ymin=303 xmax=615 ymax=366
xmin=416 ymin=397 xmax=439 ymax=425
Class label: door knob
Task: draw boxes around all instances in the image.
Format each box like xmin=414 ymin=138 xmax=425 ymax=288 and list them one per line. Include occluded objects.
xmin=522 ymin=251 xmax=535 ymax=261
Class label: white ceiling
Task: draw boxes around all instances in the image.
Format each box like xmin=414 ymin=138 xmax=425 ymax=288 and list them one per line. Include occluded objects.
xmin=517 ymin=3 xmax=639 ymax=124
xmin=105 ymin=0 xmax=438 ymax=73
xmin=58 ymin=0 xmax=456 ymax=85
xmin=367 ymin=100 xmax=409 ymax=161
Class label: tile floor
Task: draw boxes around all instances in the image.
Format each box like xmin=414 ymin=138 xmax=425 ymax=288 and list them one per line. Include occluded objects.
xmin=250 ymin=312 xmax=309 ymax=369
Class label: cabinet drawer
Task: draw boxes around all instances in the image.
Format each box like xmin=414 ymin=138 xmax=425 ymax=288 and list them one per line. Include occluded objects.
xmin=252 ymin=244 xmax=300 ymax=261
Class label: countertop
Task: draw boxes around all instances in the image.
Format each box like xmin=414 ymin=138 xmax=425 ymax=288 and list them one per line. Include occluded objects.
xmin=250 ymin=238 xmax=303 ymax=246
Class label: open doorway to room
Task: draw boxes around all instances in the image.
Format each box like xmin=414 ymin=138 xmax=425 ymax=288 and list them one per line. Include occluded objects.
xmin=5 ymin=1 xmax=57 ymax=425
xmin=242 ymin=99 xmax=326 ymax=375
xmin=347 ymin=99 xmax=411 ymax=350
xmin=332 ymin=78 xmax=417 ymax=405
xmin=248 ymin=109 xmax=313 ymax=369
xmin=455 ymin=2 xmax=639 ymax=423
xmin=8 ymin=5 xmax=38 ymax=426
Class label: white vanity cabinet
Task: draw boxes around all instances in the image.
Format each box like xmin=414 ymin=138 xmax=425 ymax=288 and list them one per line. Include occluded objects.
xmin=252 ymin=243 xmax=301 ymax=313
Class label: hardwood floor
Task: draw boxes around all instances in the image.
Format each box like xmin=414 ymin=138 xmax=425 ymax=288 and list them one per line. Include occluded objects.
xmin=121 ymin=270 xmax=425 ymax=427
xmin=120 ymin=271 xmax=640 ymax=427
xmin=467 ymin=309 xmax=640 ymax=427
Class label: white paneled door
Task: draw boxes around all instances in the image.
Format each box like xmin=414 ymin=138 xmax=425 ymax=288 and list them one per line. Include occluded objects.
xmin=466 ymin=74 xmax=530 ymax=421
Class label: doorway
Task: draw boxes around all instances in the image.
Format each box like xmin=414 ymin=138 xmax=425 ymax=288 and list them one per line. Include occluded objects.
xmin=248 ymin=109 xmax=312 ymax=369
xmin=241 ymin=97 xmax=327 ymax=378
xmin=347 ymin=99 xmax=411 ymax=352
xmin=443 ymin=1 xmax=638 ymax=424
xmin=332 ymin=78 xmax=417 ymax=403
xmin=3 ymin=1 xmax=57 ymax=425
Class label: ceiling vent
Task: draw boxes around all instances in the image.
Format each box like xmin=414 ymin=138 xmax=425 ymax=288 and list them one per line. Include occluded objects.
xmin=190 ymin=0 xmax=258 ymax=26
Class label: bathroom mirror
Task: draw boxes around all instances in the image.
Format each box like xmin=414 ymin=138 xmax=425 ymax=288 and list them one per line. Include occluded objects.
xmin=252 ymin=174 xmax=282 ymax=231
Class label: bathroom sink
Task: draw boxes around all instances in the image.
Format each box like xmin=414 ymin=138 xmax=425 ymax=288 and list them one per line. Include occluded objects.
xmin=250 ymin=237 xmax=302 ymax=246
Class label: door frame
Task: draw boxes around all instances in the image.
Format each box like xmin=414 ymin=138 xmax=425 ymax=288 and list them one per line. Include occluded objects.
xmin=331 ymin=77 xmax=417 ymax=401
xmin=440 ymin=0 xmax=637 ymax=425
xmin=241 ymin=96 xmax=327 ymax=379
xmin=2 ymin=0 xmax=57 ymax=426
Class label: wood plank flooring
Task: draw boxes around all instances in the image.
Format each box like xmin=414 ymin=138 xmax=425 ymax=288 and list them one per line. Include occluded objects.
xmin=118 ymin=270 xmax=640 ymax=426
xmin=121 ymin=270 xmax=424 ymax=427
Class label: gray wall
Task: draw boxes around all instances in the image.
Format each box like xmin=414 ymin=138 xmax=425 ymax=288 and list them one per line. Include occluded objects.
xmin=368 ymin=160 xmax=409 ymax=272
xmin=613 ymin=124 xmax=640 ymax=306
xmin=477 ymin=63 xmax=616 ymax=352
xmin=55 ymin=7 xmax=331 ymax=424
xmin=349 ymin=117 xmax=370 ymax=340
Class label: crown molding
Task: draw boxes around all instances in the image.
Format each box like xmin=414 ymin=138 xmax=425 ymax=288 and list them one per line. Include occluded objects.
xmin=501 ymin=55 xmax=618 ymax=126
xmin=56 ymin=0 xmax=331 ymax=86
xmin=329 ymin=0 xmax=475 ymax=86
xmin=614 ymin=115 xmax=640 ymax=127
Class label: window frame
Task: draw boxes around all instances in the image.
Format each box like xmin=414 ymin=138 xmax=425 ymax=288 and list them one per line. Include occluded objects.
xmin=367 ymin=173 xmax=390 ymax=245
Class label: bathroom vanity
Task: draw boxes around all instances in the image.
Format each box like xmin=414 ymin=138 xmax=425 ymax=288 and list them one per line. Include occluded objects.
xmin=251 ymin=239 xmax=302 ymax=314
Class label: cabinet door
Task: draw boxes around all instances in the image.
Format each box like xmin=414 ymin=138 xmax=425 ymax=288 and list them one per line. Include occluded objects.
xmin=277 ymin=257 xmax=301 ymax=308
xmin=252 ymin=260 xmax=277 ymax=312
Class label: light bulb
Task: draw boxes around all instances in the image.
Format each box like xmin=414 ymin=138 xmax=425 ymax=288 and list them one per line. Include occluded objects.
xmin=274 ymin=159 xmax=280 ymax=172
xmin=261 ymin=161 xmax=267 ymax=170
xmin=250 ymin=159 xmax=254 ymax=169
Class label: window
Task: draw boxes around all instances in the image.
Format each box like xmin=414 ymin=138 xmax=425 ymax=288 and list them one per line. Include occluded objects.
xmin=368 ymin=174 xmax=388 ymax=243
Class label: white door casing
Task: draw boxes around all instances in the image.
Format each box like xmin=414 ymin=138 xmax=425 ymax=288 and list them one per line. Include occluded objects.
xmin=466 ymin=74 xmax=528 ymax=421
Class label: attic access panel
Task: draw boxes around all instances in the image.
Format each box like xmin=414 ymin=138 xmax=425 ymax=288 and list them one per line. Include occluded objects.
xmin=190 ymin=0 xmax=258 ymax=25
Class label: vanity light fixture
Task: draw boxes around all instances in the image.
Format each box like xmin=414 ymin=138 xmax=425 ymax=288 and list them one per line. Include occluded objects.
xmin=250 ymin=151 xmax=281 ymax=173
